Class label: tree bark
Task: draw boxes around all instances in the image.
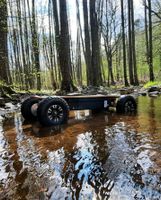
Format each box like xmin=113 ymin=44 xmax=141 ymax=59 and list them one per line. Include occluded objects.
xmin=31 ymin=0 xmax=41 ymax=90
xmin=121 ymin=0 xmax=129 ymax=86
xmin=59 ymin=0 xmax=76 ymax=92
xmin=0 ymin=0 xmax=11 ymax=84
xmin=131 ymin=0 xmax=139 ymax=85
xmin=52 ymin=0 xmax=61 ymax=73
xmin=144 ymin=0 xmax=149 ymax=67
xmin=127 ymin=0 xmax=134 ymax=85
xmin=48 ymin=1 xmax=57 ymax=89
xmin=76 ymin=28 xmax=82 ymax=86
xmin=82 ymin=0 xmax=92 ymax=85
xmin=104 ymin=42 xmax=114 ymax=85
xmin=148 ymin=0 xmax=154 ymax=81
xmin=90 ymin=0 xmax=102 ymax=86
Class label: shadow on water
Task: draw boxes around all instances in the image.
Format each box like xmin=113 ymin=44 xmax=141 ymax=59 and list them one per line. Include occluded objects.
xmin=0 ymin=96 xmax=161 ymax=199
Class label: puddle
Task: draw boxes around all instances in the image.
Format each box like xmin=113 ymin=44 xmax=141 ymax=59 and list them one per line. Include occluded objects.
xmin=0 ymin=96 xmax=161 ymax=199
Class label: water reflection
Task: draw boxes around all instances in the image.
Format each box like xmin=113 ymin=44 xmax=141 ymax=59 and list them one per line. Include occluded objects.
xmin=0 ymin=96 xmax=161 ymax=199
xmin=0 ymin=123 xmax=9 ymax=184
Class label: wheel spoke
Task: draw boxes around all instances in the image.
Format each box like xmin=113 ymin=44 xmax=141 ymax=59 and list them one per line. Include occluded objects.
xmin=125 ymin=101 xmax=135 ymax=112
xmin=47 ymin=104 xmax=64 ymax=122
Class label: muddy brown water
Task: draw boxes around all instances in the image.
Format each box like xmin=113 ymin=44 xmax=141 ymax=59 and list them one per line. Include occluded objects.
xmin=0 ymin=96 xmax=161 ymax=199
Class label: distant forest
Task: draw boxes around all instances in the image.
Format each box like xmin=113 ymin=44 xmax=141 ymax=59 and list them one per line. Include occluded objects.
xmin=0 ymin=0 xmax=161 ymax=92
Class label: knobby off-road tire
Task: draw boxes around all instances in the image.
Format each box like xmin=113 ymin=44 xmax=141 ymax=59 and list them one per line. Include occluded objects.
xmin=37 ymin=97 xmax=69 ymax=126
xmin=116 ymin=96 xmax=137 ymax=113
xmin=21 ymin=97 xmax=40 ymax=120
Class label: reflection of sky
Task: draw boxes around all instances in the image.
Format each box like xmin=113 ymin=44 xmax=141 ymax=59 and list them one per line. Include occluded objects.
xmin=0 ymin=125 xmax=9 ymax=182
xmin=74 ymin=132 xmax=96 ymax=182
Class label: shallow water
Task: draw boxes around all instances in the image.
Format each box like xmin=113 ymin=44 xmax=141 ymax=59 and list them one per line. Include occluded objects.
xmin=0 ymin=96 xmax=161 ymax=199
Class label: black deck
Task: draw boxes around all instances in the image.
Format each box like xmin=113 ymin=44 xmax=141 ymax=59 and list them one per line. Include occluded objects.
xmin=61 ymin=95 xmax=120 ymax=110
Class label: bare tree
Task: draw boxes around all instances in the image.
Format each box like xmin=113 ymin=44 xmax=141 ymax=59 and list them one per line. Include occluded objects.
xmin=52 ymin=0 xmax=61 ymax=76
xmin=82 ymin=0 xmax=92 ymax=85
xmin=102 ymin=0 xmax=120 ymax=85
xmin=127 ymin=0 xmax=134 ymax=85
xmin=48 ymin=0 xmax=57 ymax=89
xmin=121 ymin=0 xmax=129 ymax=86
xmin=76 ymin=27 xmax=82 ymax=86
xmin=144 ymin=0 xmax=149 ymax=69
xmin=31 ymin=0 xmax=41 ymax=90
xmin=147 ymin=0 xmax=154 ymax=81
xmin=0 ymin=0 xmax=11 ymax=84
xmin=131 ymin=0 xmax=139 ymax=85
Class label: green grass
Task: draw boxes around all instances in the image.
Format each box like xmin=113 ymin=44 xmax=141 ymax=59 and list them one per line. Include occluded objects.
xmin=143 ymin=81 xmax=161 ymax=89
xmin=0 ymin=80 xmax=7 ymax=86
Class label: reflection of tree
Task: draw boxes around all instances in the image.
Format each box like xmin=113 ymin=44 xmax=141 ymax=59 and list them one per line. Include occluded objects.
xmin=148 ymin=98 xmax=156 ymax=134
xmin=137 ymin=97 xmax=157 ymax=134
xmin=3 ymin=114 xmax=67 ymax=199
xmin=0 ymin=121 xmax=11 ymax=192
xmin=2 ymin=114 xmax=29 ymax=199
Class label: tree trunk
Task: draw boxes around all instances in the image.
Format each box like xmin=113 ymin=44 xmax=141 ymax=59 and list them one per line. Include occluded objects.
xmin=82 ymin=0 xmax=92 ymax=85
xmin=0 ymin=0 xmax=11 ymax=84
xmin=48 ymin=1 xmax=57 ymax=89
xmin=127 ymin=0 xmax=134 ymax=85
xmin=121 ymin=0 xmax=129 ymax=86
xmin=144 ymin=0 xmax=149 ymax=67
xmin=90 ymin=0 xmax=102 ymax=86
xmin=76 ymin=28 xmax=82 ymax=86
xmin=59 ymin=0 xmax=76 ymax=92
xmin=148 ymin=0 xmax=154 ymax=81
xmin=52 ymin=0 xmax=61 ymax=74
xmin=104 ymin=40 xmax=114 ymax=85
xmin=32 ymin=0 xmax=41 ymax=90
xmin=24 ymin=0 xmax=34 ymax=89
xmin=131 ymin=0 xmax=139 ymax=85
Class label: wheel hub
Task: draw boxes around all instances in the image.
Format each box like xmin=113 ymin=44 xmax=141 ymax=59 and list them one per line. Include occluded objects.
xmin=125 ymin=101 xmax=135 ymax=112
xmin=48 ymin=105 xmax=63 ymax=122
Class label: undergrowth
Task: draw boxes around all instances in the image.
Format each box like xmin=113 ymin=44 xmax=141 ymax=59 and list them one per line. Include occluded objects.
xmin=143 ymin=81 xmax=161 ymax=89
